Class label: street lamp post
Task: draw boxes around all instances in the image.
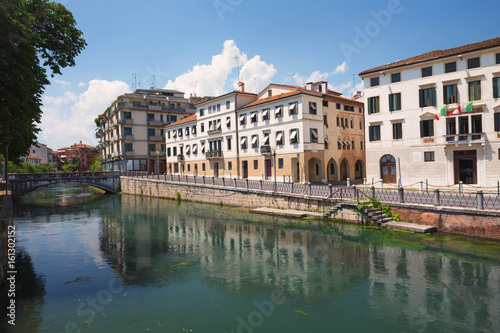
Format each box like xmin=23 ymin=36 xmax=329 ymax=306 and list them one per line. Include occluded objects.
xmin=272 ymin=146 xmax=277 ymax=192
xmin=156 ymin=150 xmax=160 ymax=175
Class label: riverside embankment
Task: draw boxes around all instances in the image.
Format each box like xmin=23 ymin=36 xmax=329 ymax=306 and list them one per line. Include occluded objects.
xmin=121 ymin=176 xmax=500 ymax=240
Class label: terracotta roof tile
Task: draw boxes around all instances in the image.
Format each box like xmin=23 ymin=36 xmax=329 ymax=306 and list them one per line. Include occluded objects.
xmin=238 ymin=91 xmax=315 ymax=110
xmin=165 ymin=114 xmax=197 ymax=128
xmin=359 ymin=36 xmax=500 ymax=76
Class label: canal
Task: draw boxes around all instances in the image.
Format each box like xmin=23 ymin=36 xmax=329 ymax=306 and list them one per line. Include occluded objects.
xmin=2 ymin=184 xmax=500 ymax=333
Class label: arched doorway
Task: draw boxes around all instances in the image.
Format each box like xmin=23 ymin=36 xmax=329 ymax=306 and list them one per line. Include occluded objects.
xmin=380 ymin=155 xmax=396 ymax=183
xmin=327 ymin=158 xmax=337 ymax=182
xmin=340 ymin=159 xmax=349 ymax=181
xmin=355 ymin=160 xmax=364 ymax=180
xmin=307 ymin=158 xmax=322 ymax=182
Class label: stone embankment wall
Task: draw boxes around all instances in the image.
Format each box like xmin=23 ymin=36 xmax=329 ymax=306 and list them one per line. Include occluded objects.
xmin=121 ymin=177 xmax=500 ymax=240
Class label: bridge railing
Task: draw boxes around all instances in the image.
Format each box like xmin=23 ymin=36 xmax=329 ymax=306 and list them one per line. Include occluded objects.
xmin=9 ymin=171 xmax=122 ymax=180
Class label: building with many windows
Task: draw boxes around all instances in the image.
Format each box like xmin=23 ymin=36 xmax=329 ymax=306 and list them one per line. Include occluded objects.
xmin=359 ymin=37 xmax=500 ymax=186
xmin=96 ymin=88 xmax=201 ymax=172
xmin=54 ymin=141 xmax=98 ymax=171
xmin=165 ymin=81 xmax=364 ymax=183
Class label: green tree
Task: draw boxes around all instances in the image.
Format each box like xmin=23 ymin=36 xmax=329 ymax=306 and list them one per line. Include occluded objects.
xmin=0 ymin=0 xmax=86 ymax=160
xmin=62 ymin=164 xmax=77 ymax=172
xmin=90 ymin=155 xmax=102 ymax=171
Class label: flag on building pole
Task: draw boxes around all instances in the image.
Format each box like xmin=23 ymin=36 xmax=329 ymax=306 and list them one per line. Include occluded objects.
xmin=464 ymin=102 xmax=472 ymax=112
xmin=447 ymin=104 xmax=463 ymax=116
xmin=434 ymin=113 xmax=440 ymax=121
xmin=435 ymin=106 xmax=447 ymax=120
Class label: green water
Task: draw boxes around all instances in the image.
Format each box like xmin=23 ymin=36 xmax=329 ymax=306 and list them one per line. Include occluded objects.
xmin=2 ymin=184 xmax=500 ymax=333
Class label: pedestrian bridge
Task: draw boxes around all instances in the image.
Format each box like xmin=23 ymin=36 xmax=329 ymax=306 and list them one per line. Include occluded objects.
xmin=9 ymin=171 xmax=121 ymax=199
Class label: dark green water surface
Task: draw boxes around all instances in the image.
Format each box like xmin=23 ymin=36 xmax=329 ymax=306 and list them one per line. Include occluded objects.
xmin=2 ymin=184 xmax=500 ymax=333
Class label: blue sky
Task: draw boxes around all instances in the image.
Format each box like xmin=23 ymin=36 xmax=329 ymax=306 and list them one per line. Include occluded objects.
xmin=40 ymin=0 xmax=500 ymax=149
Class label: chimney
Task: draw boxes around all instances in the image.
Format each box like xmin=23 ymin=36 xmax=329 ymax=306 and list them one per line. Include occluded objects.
xmin=238 ymin=82 xmax=245 ymax=92
xmin=305 ymin=82 xmax=313 ymax=90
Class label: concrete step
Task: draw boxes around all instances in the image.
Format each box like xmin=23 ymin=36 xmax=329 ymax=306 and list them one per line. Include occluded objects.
xmin=385 ymin=222 xmax=437 ymax=233
xmin=379 ymin=217 xmax=393 ymax=224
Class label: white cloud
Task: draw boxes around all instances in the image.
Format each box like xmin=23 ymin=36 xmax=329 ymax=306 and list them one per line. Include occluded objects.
xmin=332 ymin=61 xmax=349 ymax=75
xmin=53 ymin=78 xmax=71 ymax=87
xmin=164 ymin=40 xmax=276 ymax=96
xmin=287 ymin=70 xmax=329 ymax=87
xmin=330 ymin=82 xmax=352 ymax=95
xmin=78 ymin=82 xmax=87 ymax=87
xmin=40 ymin=79 xmax=131 ymax=150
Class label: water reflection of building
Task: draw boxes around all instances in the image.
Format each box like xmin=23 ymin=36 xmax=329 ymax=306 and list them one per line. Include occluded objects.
xmin=99 ymin=195 xmax=500 ymax=329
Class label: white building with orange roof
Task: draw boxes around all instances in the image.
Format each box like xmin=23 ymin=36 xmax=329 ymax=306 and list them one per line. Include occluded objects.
xmin=165 ymin=81 xmax=365 ymax=183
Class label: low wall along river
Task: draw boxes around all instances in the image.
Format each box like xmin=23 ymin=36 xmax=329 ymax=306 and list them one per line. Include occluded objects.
xmin=121 ymin=177 xmax=500 ymax=240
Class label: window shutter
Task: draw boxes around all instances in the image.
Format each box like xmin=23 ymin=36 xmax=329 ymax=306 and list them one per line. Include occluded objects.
xmin=495 ymin=113 xmax=500 ymax=132
xmin=376 ymin=97 xmax=380 ymax=113
xmin=397 ymin=94 xmax=401 ymax=110
xmin=494 ymin=79 xmax=499 ymax=99
xmin=429 ymin=120 xmax=434 ymax=137
xmin=420 ymin=121 xmax=424 ymax=138
xmin=389 ymin=95 xmax=393 ymax=111
xmin=419 ymin=89 xmax=424 ymax=107
xmin=431 ymin=88 xmax=436 ymax=106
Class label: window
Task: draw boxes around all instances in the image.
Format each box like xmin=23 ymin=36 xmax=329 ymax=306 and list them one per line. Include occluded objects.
xmin=186 ymin=145 xmax=190 ymax=155
xmin=278 ymin=158 xmax=284 ymax=169
xmin=148 ymin=144 xmax=155 ymax=152
xmin=226 ymin=101 xmax=230 ymax=109
xmin=193 ymin=144 xmax=198 ymax=154
xmin=217 ymin=104 xmax=220 ymax=111
xmin=472 ymin=115 xmax=482 ymax=134
xmin=199 ymin=109 xmax=204 ymax=117
xmin=124 ymin=111 xmax=131 ymax=119
xmin=250 ymin=112 xmax=258 ymax=123
xmin=125 ymin=143 xmax=133 ymax=152
xmin=290 ymin=129 xmax=298 ymax=144
xmin=268 ymin=90 xmax=272 ymax=97
xmin=201 ymin=142 xmax=205 ymax=153
xmin=310 ymin=128 xmax=318 ymax=143
xmin=170 ymin=115 xmax=177 ymax=122
xmin=124 ymin=127 xmax=132 ymax=136
xmin=148 ymin=128 xmax=155 ymax=136
xmin=351 ymin=141 xmax=355 ymax=150
xmin=200 ymin=123 xmax=204 ymax=132
xmin=341 ymin=118 xmax=344 ymax=127
xmin=187 ymin=164 xmax=190 ymax=172
xmin=324 ymin=115 xmax=328 ymax=127
xmin=495 ymin=113 xmax=500 ymax=131
xmin=367 ymin=96 xmax=380 ymax=114
xmin=338 ymin=141 xmax=341 ymax=149
xmin=392 ymin=123 xmax=402 ymax=140
xmin=251 ymin=135 xmax=259 ymax=148
xmin=167 ymin=147 xmax=171 ymax=157
xmin=227 ymin=137 xmax=232 ymax=151
xmin=202 ymin=163 xmax=205 ymax=172
xmin=468 ymin=57 xmax=480 ymax=69
xmin=369 ymin=125 xmax=381 ymax=141
xmin=419 ymin=87 xmax=436 ymax=107
xmin=208 ymin=106 xmax=212 ymax=113
xmin=421 ymin=66 xmax=432 ymax=77
xmin=469 ymin=80 xmax=481 ymax=101
xmin=420 ymin=119 xmax=434 ymax=137
xmin=192 ymin=125 xmax=196 ymax=135
xmin=173 ymin=147 xmax=177 ymax=156
xmin=370 ymin=77 xmax=380 ymax=87
xmin=276 ymin=131 xmax=284 ymax=145
xmin=253 ymin=160 xmax=258 ymax=169
xmin=445 ymin=62 xmax=456 ymax=73
xmin=388 ymin=93 xmax=401 ymax=111
xmin=336 ymin=103 xmax=341 ymax=109
xmin=240 ymin=137 xmax=247 ymax=150
xmin=262 ymin=108 xmax=270 ymax=121
xmin=443 ymin=84 xmax=458 ymax=104
xmin=350 ymin=119 xmax=353 ymax=128
xmin=274 ymin=105 xmax=283 ymax=118
xmin=263 ymin=132 xmax=270 ymax=146
xmin=493 ymin=78 xmax=500 ymax=98
xmin=228 ymin=161 xmax=232 ymax=170
xmin=360 ymin=141 xmax=363 ymax=150
xmin=424 ymin=152 xmax=435 ymax=162
xmin=239 ymin=114 xmax=246 ymax=125
xmin=497 ymin=53 xmax=500 ymax=64
xmin=289 ymin=103 xmax=297 ymax=115
xmin=360 ymin=120 xmax=363 ymax=129
xmin=336 ymin=116 xmax=340 ymax=127
xmin=344 ymin=105 xmax=354 ymax=111
xmin=323 ymin=100 xmax=328 ymax=107
xmin=309 ymin=102 xmax=317 ymax=114
xmin=391 ymin=73 xmax=401 ymax=83
xmin=147 ymin=113 xmax=154 ymax=121
xmin=185 ymin=127 xmax=189 ymax=136
xmin=178 ymin=128 xmax=183 ymax=137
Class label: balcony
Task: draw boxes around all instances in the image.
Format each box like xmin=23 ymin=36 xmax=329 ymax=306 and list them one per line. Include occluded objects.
xmin=443 ymin=133 xmax=485 ymax=146
xmin=177 ymin=154 xmax=185 ymax=162
xmin=149 ymin=135 xmax=165 ymax=142
xmin=260 ymin=145 xmax=271 ymax=154
xmin=207 ymin=128 xmax=222 ymax=135
xmin=148 ymin=120 xmax=165 ymax=126
xmin=123 ymin=135 xmax=134 ymax=141
xmin=118 ymin=119 xmax=134 ymax=125
xmin=124 ymin=151 xmax=134 ymax=156
xmin=205 ymin=150 xmax=223 ymax=159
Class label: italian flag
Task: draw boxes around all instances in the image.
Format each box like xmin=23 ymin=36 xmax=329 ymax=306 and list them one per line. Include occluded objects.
xmin=435 ymin=106 xmax=447 ymax=120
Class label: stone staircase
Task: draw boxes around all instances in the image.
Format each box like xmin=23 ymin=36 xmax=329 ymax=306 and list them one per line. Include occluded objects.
xmin=366 ymin=208 xmax=393 ymax=225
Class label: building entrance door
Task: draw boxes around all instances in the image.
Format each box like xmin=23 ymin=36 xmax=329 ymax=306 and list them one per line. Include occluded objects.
xmin=214 ymin=162 xmax=219 ymax=178
xmin=265 ymin=159 xmax=272 ymax=180
xmin=242 ymin=161 xmax=248 ymax=179
xmin=454 ymin=150 xmax=477 ymax=184
xmin=380 ymin=155 xmax=396 ymax=184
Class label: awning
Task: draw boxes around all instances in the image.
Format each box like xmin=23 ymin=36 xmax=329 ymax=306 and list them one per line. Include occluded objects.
xmin=217 ymin=120 xmax=221 ymax=130
xmin=311 ymin=129 xmax=318 ymax=139
xmin=240 ymin=137 xmax=247 ymax=145
xmin=239 ymin=114 xmax=246 ymax=122
xmin=264 ymin=135 xmax=270 ymax=145
xmin=289 ymin=103 xmax=297 ymax=112
xmin=192 ymin=126 xmax=196 ymax=134
xmin=186 ymin=146 xmax=190 ymax=154
xmin=193 ymin=145 xmax=197 ymax=153
xmin=172 ymin=131 xmax=177 ymax=138
xmin=262 ymin=109 xmax=269 ymax=117
xmin=324 ymin=138 xmax=330 ymax=144
xmin=276 ymin=132 xmax=283 ymax=142
xmin=310 ymin=103 xmax=317 ymax=111
xmin=251 ymin=112 xmax=257 ymax=121
xmin=252 ymin=136 xmax=258 ymax=145
xmin=290 ymin=130 xmax=297 ymax=140
xmin=274 ymin=107 xmax=282 ymax=115
xmin=226 ymin=118 xmax=231 ymax=126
